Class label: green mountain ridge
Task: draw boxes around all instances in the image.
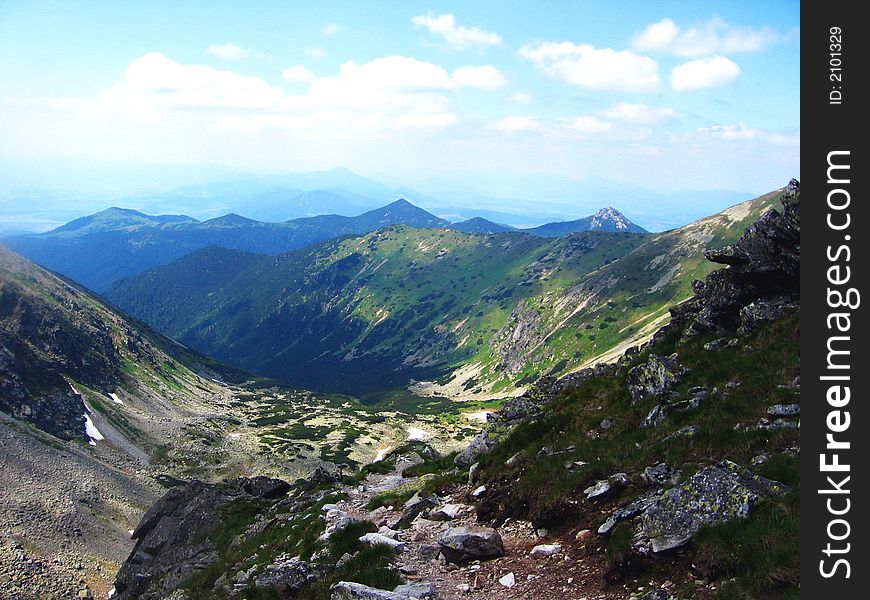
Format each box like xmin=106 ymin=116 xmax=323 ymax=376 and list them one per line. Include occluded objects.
xmin=105 ymin=189 xmax=781 ymax=399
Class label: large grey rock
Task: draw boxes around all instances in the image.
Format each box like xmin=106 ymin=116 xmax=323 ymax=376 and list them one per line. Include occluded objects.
xmin=331 ymin=581 xmax=417 ymax=599
xmin=401 ymin=493 xmax=439 ymax=522
xmin=627 ymin=354 xmax=685 ymax=403
xmin=636 ymin=461 xmax=787 ymax=553
xmin=767 ymin=403 xmax=800 ymax=417
xmin=358 ymin=532 xmax=405 ymax=552
xmin=393 ymin=582 xmax=437 ymax=598
xmin=642 ymin=463 xmax=680 ymax=486
xmin=437 ymin=526 xmax=504 ymax=563
xmin=253 ymin=555 xmax=324 ymax=592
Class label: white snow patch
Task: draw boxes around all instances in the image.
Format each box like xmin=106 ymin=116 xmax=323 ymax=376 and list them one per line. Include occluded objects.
xmin=69 ymin=383 xmax=80 ymax=395
xmin=227 ymin=432 xmax=241 ymax=439
xmin=108 ymin=588 xmax=116 ymax=599
xmin=109 ymin=392 xmax=124 ymax=405
xmin=374 ymin=446 xmax=394 ymax=463
xmin=128 ymin=529 xmax=135 ymax=536
xmin=84 ymin=412 xmax=104 ymax=444
xmin=464 ymin=410 xmax=493 ymax=423
xmin=406 ymin=427 xmax=430 ymax=441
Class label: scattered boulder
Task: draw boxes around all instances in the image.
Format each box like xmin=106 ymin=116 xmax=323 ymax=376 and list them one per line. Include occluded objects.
xmin=767 ymin=403 xmax=800 ymax=417
xmin=498 ymin=572 xmax=516 ymax=588
xmin=358 ymin=532 xmax=405 ymax=552
xmin=642 ymin=463 xmax=681 ymax=486
xmin=635 ymin=461 xmax=787 ymax=553
xmin=584 ymin=472 xmax=629 ymax=500
xmin=530 ymin=543 xmax=561 ymax=557
xmin=253 ymin=555 xmax=324 ymax=593
xmin=401 ymin=493 xmax=439 ymax=522
xmin=331 ymin=581 xmax=417 ymax=599
xmin=642 ymin=395 xmax=703 ymax=428
xmin=393 ymin=582 xmax=437 ymax=598
xmin=627 ymin=354 xmax=686 ymax=403
xmin=437 ymin=526 xmax=504 ymax=563
xmin=427 ymin=503 xmax=464 ymax=521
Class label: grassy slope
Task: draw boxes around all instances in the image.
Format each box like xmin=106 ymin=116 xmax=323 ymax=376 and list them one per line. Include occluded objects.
xmin=106 ymin=189 xmax=782 ymax=400
xmin=473 ymin=309 xmax=800 ymax=598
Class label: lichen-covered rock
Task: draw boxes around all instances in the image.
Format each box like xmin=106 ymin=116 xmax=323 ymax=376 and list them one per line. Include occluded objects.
xmin=627 ymin=354 xmax=686 ymax=403
xmin=641 ymin=395 xmax=702 ymax=428
xmin=635 ymin=461 xmax=786 ymax=553
xmin=331 ymin=581 xmax=417 ymax=599
xmin=767 ymin=403 xmax=800 ymax=417
xmin=642 ymin=463 xmax=681 ymax=486
xmin=253 ymin=555 xmax=324 ymax=592
xmin=437 ymin=526 xmax=504 ymax=563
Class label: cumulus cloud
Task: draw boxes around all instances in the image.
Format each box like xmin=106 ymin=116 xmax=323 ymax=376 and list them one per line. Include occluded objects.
xmin=693 ymin=123 xmax=800 ymax=146
xmin=670 ymin=55 xmax=740 ymax=91
xmin=452 ymin=65 xmax=507 ymax=90
xmin=282 ymin=65 xmax=316 ymax=82
xmin=601 ymin=102 xmax=680 ymax=123
xmin=632 ymin=17 xmax=780 ymax=57
xmin=83 ymin=53 xmax=473 ymax=135
xmin=508 ymin=92 xmax=532 ymax=104
xmin=93 ymin=52 xmax=281 ymax=114
xmin=490 ymin=116 xmax=540 ymax=132
xmin=519 ymin=42 xmax=659 ymax=92
xmin=411 ymin=13 xmax=501 ymax=50
xmin=569 ymin=115 xmax=613 ymax=133
xmin=205 ymin=43 xmax=251 ymax=60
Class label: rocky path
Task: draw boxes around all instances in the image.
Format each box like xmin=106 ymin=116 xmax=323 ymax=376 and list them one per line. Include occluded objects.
xmin=325 ymin=457 xmax=674 ymax=600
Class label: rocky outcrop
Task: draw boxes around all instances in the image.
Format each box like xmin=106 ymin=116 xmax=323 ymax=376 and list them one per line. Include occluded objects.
xmin=253 ymin=555 xmax=325 ymax=593
xmin=113 ymin=477 xmax=290 ymax=599
xmin=627 ymin=354 xmax=686 ymax=404
xmin=454 ymin=394 xmax=545 ymax=466
xmin=331 ymin=581 xmax=432 ymax=600
xmin=667 ymin=179 xmax=800 ymax=337
xmin=437 ymin=526 xmax=504 ymax=563
xmin=598 ymin=461 xmax=786 ymax=553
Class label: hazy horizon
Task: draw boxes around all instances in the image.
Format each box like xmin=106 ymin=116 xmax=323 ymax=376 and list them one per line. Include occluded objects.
xmin=1 ymin=1 xmax=799 ymax=231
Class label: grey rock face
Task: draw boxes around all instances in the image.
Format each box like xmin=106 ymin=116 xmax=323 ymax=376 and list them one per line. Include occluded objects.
xmin=635 ymin=461 xmax=786 ymax=553
xmin=253 ymin=555 xmax=324 ymax=593
xmin=112 ymin=477 xmax=292 ymax=599
xmin=667 ymin=179 xmax=800 ymax=338
xmin=437 ymin=526 xmax=504 ymax=563
xmin=331 ymin=581 xmax=418 ymax=599
xmin=627 ymin=354 xmax=686 ymax=403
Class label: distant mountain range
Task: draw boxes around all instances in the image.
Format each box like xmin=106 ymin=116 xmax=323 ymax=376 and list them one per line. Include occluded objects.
xmin=104 ymin=189 xmax=781 ymax=397
xmin=4 ymin=200 xmax=645 ymax=292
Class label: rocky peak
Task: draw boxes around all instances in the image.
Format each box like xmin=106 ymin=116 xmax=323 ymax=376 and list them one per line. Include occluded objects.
xmin=591 ymin=207 xmax=633 ymax=230
xmin=667 ymin=179 xmax=800 ymax=337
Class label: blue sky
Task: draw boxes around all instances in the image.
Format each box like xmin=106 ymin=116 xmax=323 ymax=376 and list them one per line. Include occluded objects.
xmin=0 ymin=1 xmax=799 ymax=195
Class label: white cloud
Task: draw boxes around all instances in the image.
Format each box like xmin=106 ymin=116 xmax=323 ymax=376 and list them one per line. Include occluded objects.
xmin=83 ymin=53 xmax=466 ymax=135
xmin=452 ymin=65 xmax=507 ymax=90
xmin=509 ymin=92 xmax=532 ymax=104
xmin=519 ymin=42 xmax=660 ymax=92
xmin=304 ymin=46 xmax=326 ymax=59
xmin=569 ymin=116 xmax=612 ymax=133
xmin=205 ymin=43 xmax=251 ymax=60
xmin=601 ymin=102 xmax=680 ymax=123
xmin=693 ymin=123 xmax=800 ymax=146
xmin=92 ymin=52 xmax=281 ymax=115
xmin=411 ymin=13 xmax=502 ymax=50
xmin=322 ymin=23 xmax=342 ymax=36
xmin=490 ymin=116 xmax=539 ymax=132
xmin=632 ymin=17 xmax=780 ymax=57
xmin=282 ymin=65 xmax=316 ymax=82
xmin=670 ymin=55 xmax=740 ymax=91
